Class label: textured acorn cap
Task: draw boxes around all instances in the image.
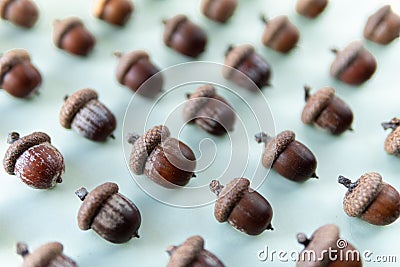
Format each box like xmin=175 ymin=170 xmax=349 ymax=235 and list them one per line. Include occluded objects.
xmin=53 ymin=17 xmax=84 ymax=48
xmin=167 ymin=235 xmax=204 ymax=267
xmin=261 ymin=15 xmax=290 ymax=46
xmin=385 ymin=127 xmax=400 ymax=155
xmin=182 ymin=84 xmax=216 ymax=122
xmin=330 ymin=41 xmax=365 ymax=78
xmin=163 ymin=14 xmax=188 ymax=46
xmin=261 ymin=130 xmax=295 ymax=168
xmin=128 ymin=125 xmax=171 ymax=175
xmin=301 ymin=87 xmax=335 ymax=124
xmin=18 ymin=242 xmax=63 ymax=267
xmin=0 ymin=49 xmax=31 ymax=84
xmin=3 ymin=132 xmax=51 ymax=175
xmin=343 ymin=172 xmax=383 ymax=217
xmin=59 ymin=88 xmax=99 ymax=129
xmin=77 ymin=182 xmax=119 ymax=230
xmin=223 ymin=44 xmax=255 ymax=78
xmin=115 ymin=50 xmax=149 ymax=84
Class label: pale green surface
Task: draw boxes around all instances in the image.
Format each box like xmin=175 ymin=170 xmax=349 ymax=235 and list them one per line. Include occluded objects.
xmin=0 ymin=0 xmax=400 ymax=266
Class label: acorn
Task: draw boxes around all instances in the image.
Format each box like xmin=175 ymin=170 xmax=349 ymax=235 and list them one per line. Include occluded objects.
xmin=115 ymin=50 xmax=163 ymax=98
xmin=295 ymin=0 xmax=328 ymax=19
xmin=16 ymin=242 xmax=77 ymax=267
xmin=301 ymin=86 xmax=353 ymax=135
xmin=210 ymin=178 xmax=273 ymax=235
xmin=200 ymin=0 xmax=237 ymax=23
xmin=75 ymin=182 xmax=141 ymax=244
xmin=167 ymin=236 xmax=225 ymax=267
xmin=364 ymin=5 xmax=400 ymax=45
xmin=59 ymin=88 xmax=116 ymax=142
xmin=92 ymin=0 xmax=133 ymax=26
xmin=0 ymin=49 xmax=41 ymax=98
xmin=330 ymin=41 xmax=377 ymax=86
xmin=183 ymin=84 xmax=236 ymax=136
xmin=127 ymin=125 xmax=196 ymax=188
xmin=53 ymin=17 xmax=96 ymax=56
xmin=223 ymin=44 xmax=272 ymax=91
xmin=3 ymin=132 xmax=65 ymax=189
xmin=382 ymin=117 xmax=400 ymax=156
xmin=338 ymin=172 xmax=400 ymax=226
xmin=255 ymin=130 xmax=317 ymax=182
xmin=0 ymin=0 xmax=39 ymax=28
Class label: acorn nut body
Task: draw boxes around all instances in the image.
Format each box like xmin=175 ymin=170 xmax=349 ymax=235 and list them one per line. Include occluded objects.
xmin=75 ymin=182 xmax=141 ymax=244
xmin=295 ymin=0 xmax=328 ymax=18
xmin=92 ymin=0 xmax=133 ymax=26
xmin=364 ymin=5 xmax=400 ymax=45
xmin=382 ymin=117 xmax=400 ymax=156
xmin=0 ymin=0 xmax=39 ymax=28
xmin=3 ymin=132 xmax=65 ymax=189
xmin=200 ymin=0 xmax=237 ymax=23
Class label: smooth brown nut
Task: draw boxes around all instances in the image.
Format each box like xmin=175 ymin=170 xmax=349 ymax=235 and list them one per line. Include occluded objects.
xmin=53 ymin=17 xmax=96 ymax=56
xmin=183 ymin=84 xmax=236 ymax=136
xmin=167 ymin=236 xmax=225 ymax=267
xmin=0 ymin=0 xmax=38 ymax=28
xmin=0 ymin=49 xmax=41 ymax=98
xmin=364 ymin=5 xmax=400 ymax=45
xmin=295 ymin=0 xmax=328 ymax=18
xmin=338 ymin=172 xmax=400 ymax=225
xmin=3 ymin=132 xmax=64 ymax=189
xmin=382 ymin=117 xmax=400 ymax=156
xmin=200 ymin=0 xmax=237 ymax=23
xmin=255 ymin=131 xmax=317 ymax=182
xmin=76 ymin=182 xmax=141 ymax=244
xmin=59 ymin=88 xmax=117 ymax=142
xmin=92 ymin=0 xmax=133 ymax=26
xmin=210 ymin=178 xmax=273 ymax=235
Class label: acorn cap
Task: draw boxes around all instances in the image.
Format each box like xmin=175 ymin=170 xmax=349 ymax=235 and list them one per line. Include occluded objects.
xmin=77 ymin=182 xmax=119 ymax=230
xmin=182 ymin=84 xmax=216 ymax=122
xmin=213 ymin=178 xmax=250 ymax=222
xmin=53 ymin=17 xmax=84 ymax=48
xmin=19 ymin=242 xmax=64 ymax=267
xmin=129 ymin=125 xmax=171 ymax=175
xmin=3 ymin=132 xmax=51 ymax=175
xmin=0 ymin=0 xmax=12 ymax=19
xmin=343 ymin=172 xmax=383 ymax=217
xmin=301 ymin=87 xmax=335 ymax=124
xmin=385 ymin=127 xmax=400 ymax=155
xmin=223 ymin=44 xmax=255 ymax=79
xmin=92 ymin=0 xmax=109 ymax=18
xmin=261 ymin=15 xmax=290 ymax=46
xmin=330 ymin=41 xmax=364 ymax=78
xmin=262 ymin=130 xmax=295 ymax=168
xmin=0 ymin=49 xmax=31 ymax=84
xmin=115 ymin=50 xmax=149 ymax=84
xmin=59 ymin=88 xmax=98 ymax=129
xmin=163 ymin=14 xmax=188 ymax=46
xmin=167 ymin=235 xmax=204 ymax=267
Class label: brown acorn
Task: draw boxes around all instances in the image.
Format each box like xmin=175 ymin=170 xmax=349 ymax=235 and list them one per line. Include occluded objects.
xmin=163 ymin=14 xmax=207 ymax=58
xmin=59 ymin=88 xmax=116 ymax=142
xmin=210 ymin=178 xmax=273 ymax=235
xmin=167 ymin=236 xmax=225 ymax=267
xmin=382 ymin=117 xmax=400 ymax=156
xmin=255 ymin=130 xmax=317 ymax=182
xmin=17 ymin=242 xmax=77 ymax=267
xmin=330 ymin=41 xmax=377 ymax=86
xmin=75 ymin=182 xmax=141 ymax=244
xmin=302 ymin=86 xmax=353 ymax=135
xmin=0 ymin=49 xmax=41 ymax=98
xmin=3 ymin=132 xmax=65 ymax=189
xmin=338 ymin=172 xmax=400 ymax=226
xmin=53 ymin=17 xmax=96 ymax=56
xmin=364 ymin=5 xmax=400 ymax=45
xmin=223 ymin=44 xmax=272 ymax=91
xmin=92 ymin=0 xmax=133 ymax=26
xmin=295 ymin=0 xmax=328 ymax=18
xmin=115 ymin=50 xmax=163 ymax=98
xmin=0 ymin=0 xmax=38 ymax=28
xmin=183 ymin=85 xmax=236 ymax=136
xmin=200 ymin=0 xmax=237 ymax=23
xmin=127 ymin=125 xmax=196 ymax=188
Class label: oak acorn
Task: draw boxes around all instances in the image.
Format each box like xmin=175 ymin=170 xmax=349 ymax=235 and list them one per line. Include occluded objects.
xmin=382 ymin=117 xmax=400 ymax=156
xmin=364 ymin=5 xmax=400 ymax=45
xmin=295 ymin=0 xmax=328 ymax=18
xmin=0 ymin=0 xmax=39 ymax=28
xmin=200 ymin=0 xmax=237 ymax=23
xmin=92 ymin=0 xmax=133 ymax=26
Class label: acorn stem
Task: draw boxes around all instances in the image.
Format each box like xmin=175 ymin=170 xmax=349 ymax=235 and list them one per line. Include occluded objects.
xmin=166 ymin=245 xmax=177 ymax=256
xmin=338 ymin=176 xmax=357 ymax=192
xmin=127 ymin=133 xmax=140 ymax=144
xmin=330 ymin=48 xmax=339 ymax=54
xmin=381 ymin=118 xmax=400 ymax=131
xmin=311 ymin=172 xmax=319 ymax=179
xmin=186 ymin=93 xmax=191 ymax=99
xmin=297 ymin=233 xmax=310 ymax=247
xmin=63 ymin=95 xmax=69 ymax=101
xmin=225 ymin=45 xmax=234 ymax=57
xmin=260 ymin=14 xmax=268 ymax=24
xmin=75 ymin=187 xmax=89 ymax=201
xmin=16 ymin=242 xmax=29 ymax=257
xmin=132 ymin=232 xmax=140 ymax=238
xmin=210 ymin=180 xmax=224 ymax=196
xmin=114 ymin=51 xmax=122 ymax=58
xmin=254 ymin=132 xmax=272 ymax=144
xmin=110 ymin=134 xmax=115 ymax=140
xmin=304 ymin=85 xmax=311 ymax=101
xmin=7 ymin=132 xmax=20 ymax=144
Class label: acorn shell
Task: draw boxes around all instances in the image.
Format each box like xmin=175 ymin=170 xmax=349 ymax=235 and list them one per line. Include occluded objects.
xmin=183 ymin=84 xmax=216 ymax=122
xmin=0 ymin=0 xmax=39 ymax=28
xmin=261 ymin=130 xmax=295 ymax=169
xmin=115 ymin=50 xmax=149 ymax=84
xmin=384 ymin=127 xmax=400 ymax=155
xmin=163 ymin=14 xmax=188 ymax=46
xmin=200 ymin=0 xmax=237 ymax=23
xmin=222 ymin=44 xmax=254 ymax=79
xmin=364 ymin=5 xmax=400 ymax=45
xmin=295 ymin=0 xmax=328 ymax=18
xmin=302 ymin=87 xmax=335 ymax=124
xmin=53 ymin=17 xmax=84 ymax=48
xmin=0 ymin=49 xmax=31 ymax=84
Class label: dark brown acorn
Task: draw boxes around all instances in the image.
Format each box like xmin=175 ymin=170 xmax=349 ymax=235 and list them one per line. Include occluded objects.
xmin=364 ymin=5 xmax=400 ymax=45
xmin=183 ymin=84 xmax=236 ymax=136
xmin=0 ymin=0 xmax=38 ymax=28
xmin=115 ymin=50 xmax=163 ymax=98
xmin=255 ymin=130 xmax=317 ymax=182
xmin=382 ymin=117 xmax=400 ymax=156
xmin=92 ymin=0 xmax=133 ymax=26
xmin=3 ymin=132 xmax=65 ymax=189
xmin=330 ymin=41 xmax=377 ymax=86
xmin=163 ymin=14 xmax=207 ymax=58
xmin=338 ymin=172 xmax=400 ymax=226
xmin=75 ymin=182 xmax=141 ymax=244
xmin=302 ymin=86 xmax=353 ymax=135
xmin=127 ymin=125 xmax=196 ymax=188
xmin=223 ymin=44 xmax=272 ymax=91
xmin=59 ymin=88 xmax=116 ymax=142
xmin=53 ymin=17 xmax=96 ymax=56
xmin=0 ymin=49 xmax=41 ymax=98
xmin=295 ymin=0 xmax=328 ymax=18
xmin=210 ymin=178 xmax=273 ymax=235
xmin=167 ymin=236 xmax=225 ymax=267
xmin=200 ymin=0 xmax=237 ymax=23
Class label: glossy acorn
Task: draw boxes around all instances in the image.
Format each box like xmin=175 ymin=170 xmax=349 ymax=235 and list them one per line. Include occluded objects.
xmin=53 ymin=17 xmax=96 ymax=56
xmin=210 ymin=178 xmax=273 ymax=235
xmin=92 ymin=0 xmax=133 ymax=26
xmin=382 ymin=117 xmax=400 ymax=156
xmin=75 ymin=182 xmax=141 ymax=244
xmin=255 ymin=130 xmax=317 ymax=182
xmin=115 ymin=50 xmax=163 ymax=98
xmin=302 ymin=86 xmax=353 ymax=135
xmin=364 ymin=5 xmax=400 ymax=45
xmin=163 ymin=14 xmax=207 ymax=58
xmin=200 ymin=0 xmax=237 ymax=23
xmin=3 ymin=132 xmax=65 ymax=189
xmin=0 ymin=49 xmax=41 ymax=98
xmin=223 ymin=44 xmax=272 ymax=91
xmin=295 ymin=0 xmax=328 ymax=18
xmin=59 ymin=88 xmax=116 ymax=142
xmin=0 ymin=0 xmax=38 ymax=28
xmin=338 ymin=172 xmax=400 ymax=226
xmin=183 ymin=85 xmax=236 ymax=136
xmin=127 ymin=125 xmax=196 ymax=188
xmin=167 ymin=236 xmax=225 ymax=267
xmin=330 ymin=41 xmax=377 ymax=85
